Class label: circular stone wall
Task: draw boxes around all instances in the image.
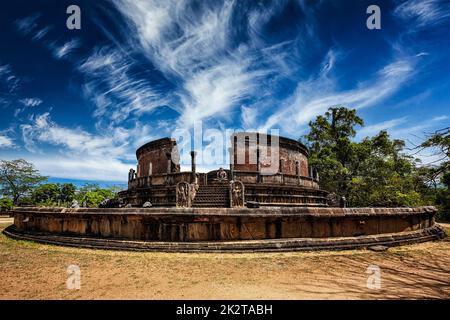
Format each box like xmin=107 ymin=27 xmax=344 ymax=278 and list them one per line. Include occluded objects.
xmin=231 ymin=132 xmax=310 ymax=176
xmin=4 ymin=206 xmax=445 ymax=252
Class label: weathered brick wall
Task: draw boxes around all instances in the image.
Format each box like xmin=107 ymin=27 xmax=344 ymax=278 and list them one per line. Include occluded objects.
xmin=136 ymin=138 xmax=180 ymax=176
xmin=12 ymin=206 xmax=438 ymax=242
xmin=232 ymin=132 xmax=310 ymax=176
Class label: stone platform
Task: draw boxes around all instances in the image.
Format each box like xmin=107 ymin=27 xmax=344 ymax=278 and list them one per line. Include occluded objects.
xmin=4 ymin=206 xmax=445 ymax=252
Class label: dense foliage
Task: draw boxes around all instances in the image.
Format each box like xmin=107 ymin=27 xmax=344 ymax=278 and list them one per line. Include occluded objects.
xmin=0 ymin=159 xmax=121 ymax=208
xmin=76 ymin=183 xmax=119 ymax=207
xmin=0 ymin=197 xmax=13 ymax=210
xmin=303 ymin=107 xmax=449 ymax=217
xmin=417 ymin=127 xmax=450 ymax=220
xmin=0 ymin=159 xmax=47 ymax=204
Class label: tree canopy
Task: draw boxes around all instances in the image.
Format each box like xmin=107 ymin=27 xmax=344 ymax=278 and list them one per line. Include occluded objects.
xmin=0 ymin=159 xmax=47 ymax=204
xmin=303 ymin=107 xmax=437 ymax=208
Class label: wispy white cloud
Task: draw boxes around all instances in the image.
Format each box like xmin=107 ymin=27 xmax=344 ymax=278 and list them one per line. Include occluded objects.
xmin=78 ymin=47 xmax=171 ymax=124
xmin=26 ymin=155 xmax=131 ymax=181
xmin=179 ymin=58 xmax=266 ymax=125
xmin=15 ymin=13 xmax=80 ymax=61
xmin=0 ymin=63 xmax=20 ymax=94
xmin=110 ymin=0 xmax=286 ymax=128
xmin=0 ymin=134 xmax=14 ymax=148
xmin=354 ymin=114 xmax=449 ymax=163
xmin=241 ymin=104 xmax=258 ymax=128
xmin=19 ymin=97 xmax=43 ymax=107
xmin=15 ymin=13 xmax=41 ymax=35
xmin=356 ymin=117 xmax=409 ymax=139
xmin=259 ymin=54 xmax=416 ymax=136
xmin=20 ymin=112 xmax=129 ymax=158
xmin=18 ymin=112 xmax=164 ymax=179
xmin=53 ymin=39 xmax=81 ymax=59
xmin=431 ymin=115 xmax=449 ymax=121
xmin=32 ymin=26 xmax=52 ymax=41
xmin=394 ymin=0 xmax=450 ymax=28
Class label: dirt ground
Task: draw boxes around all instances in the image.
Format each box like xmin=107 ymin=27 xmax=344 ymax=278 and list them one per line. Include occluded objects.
xmin=0 ymin=219 xmax=449 ymax=300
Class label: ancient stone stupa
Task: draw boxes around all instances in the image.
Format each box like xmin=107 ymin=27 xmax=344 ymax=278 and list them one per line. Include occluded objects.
xmin=6 ymin=132 xmax=445 ymax=252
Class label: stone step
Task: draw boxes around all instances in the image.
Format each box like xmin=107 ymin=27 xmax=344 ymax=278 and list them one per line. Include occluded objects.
xmin=196 ymin=191 xmax=228 ymax=194
xmin=194 ymin=195 xmax=227 ymax=199
xmin=193 ymin=196 xmax=228 ymax=201
xmin=192 ymin=204 xmax=227 ymax=208
xmin=192 ymin=185 xmax=230 ymax=208
xmin=194 ymin=200 xmax=228 ymax=204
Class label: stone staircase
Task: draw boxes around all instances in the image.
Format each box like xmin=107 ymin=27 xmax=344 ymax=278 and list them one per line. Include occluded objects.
xmin=192 ymin=185 xmax=230 ymax=208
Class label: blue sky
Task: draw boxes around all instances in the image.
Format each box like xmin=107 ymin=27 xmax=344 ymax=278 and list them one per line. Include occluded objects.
xmin=0 ymin=0 xmax=449 ymax=183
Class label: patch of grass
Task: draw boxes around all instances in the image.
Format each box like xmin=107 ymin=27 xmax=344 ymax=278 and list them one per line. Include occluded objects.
xmin=0 ymin=232 xmax=41 ymax=249
xmin=0 ymin=222 xmax=12 ymax=229
xmin=444 ymin=228 xmax=450 ymax=238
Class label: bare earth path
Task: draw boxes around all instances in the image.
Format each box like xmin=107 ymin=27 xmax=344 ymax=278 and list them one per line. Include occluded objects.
xmin=0 ymin=221 xmax=449 ymax=299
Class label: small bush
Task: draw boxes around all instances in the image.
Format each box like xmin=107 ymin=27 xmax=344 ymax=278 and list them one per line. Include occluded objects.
xmin=0 ymin=197 xmax=13 ymax=210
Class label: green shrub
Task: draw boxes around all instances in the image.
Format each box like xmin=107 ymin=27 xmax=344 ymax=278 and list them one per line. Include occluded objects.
xmin=0 ymin=197 xmax=13 ymax=210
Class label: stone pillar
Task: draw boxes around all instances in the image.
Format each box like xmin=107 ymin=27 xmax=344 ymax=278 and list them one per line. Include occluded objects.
xmin=256 ymin=147 xmax=261 ymax=183
xmin=229 ymin=146 xmax=234 ymax=181
xmin=340 ymin=196 xmax=347 ymax=208
xmin=128 ymin=169 xmax=135 ymax=182
xmin=166 ymin=152 xmax=172 ymax=174
xmin=280 ymin=159 xmax=285 ymax=184
xmin=190 ymin=151 xmax=197 ymax=183
xmin=279 ymin=159 xmax=284 ymax=173
xmin=296 ymin=161 xmax=300 ymax=185
xmin=190 ymin=151 xmax=197 ymax=173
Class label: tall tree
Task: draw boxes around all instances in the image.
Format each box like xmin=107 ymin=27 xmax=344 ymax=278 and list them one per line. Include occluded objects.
xmin=0 ymin=159 xmax=47 ymax=204
xmin=303 ymin=107 xmax=427 ymax=207
xmin=417 ymin=127 xmax=450 ymax=219
xmin=31 ymin=183 xmax=60 ymax=204
xmin=59 ymin=183 xmax=76 ymax=203
xmin=418 ymin=127 xmax=449 ymax=180
xmin=347 ymin=131 xmax=422 ymax=206
xmin=305 ymin=107 xmax=364 ymax=198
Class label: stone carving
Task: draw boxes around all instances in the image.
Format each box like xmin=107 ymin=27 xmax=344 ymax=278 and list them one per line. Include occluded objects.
xmin=230 ymin=180 xmax=245 ymax=207
xmin=100 ymin=198 xmax=110 ymax=207
xmin=189 ymin=183 xmax=199 ymax=204
xmin=176 ymin=182 xmax=191 ymax=207
xmin=327 ymin=193 xmax=340 ymax=207
xmin=165 ymin=174 xmax=173 ymax=186
xmin=99 ymin=198 xmax=123 ymax=208
xmin=143 ymin=201 xmax=152 ymax=208
xmin=128 ymin=168 xmax=136 ymax=181
xmin=70 ymin=200 xmax=80 ymax=208
xmin=216 ymin=167 xmax=228 ymax=181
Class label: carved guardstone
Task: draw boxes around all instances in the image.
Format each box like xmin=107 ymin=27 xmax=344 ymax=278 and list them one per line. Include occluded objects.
xmin=176 ymin=182 xmax=191 ymax=207
xmin=230 ymin=180 xmax=245 ymax=207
